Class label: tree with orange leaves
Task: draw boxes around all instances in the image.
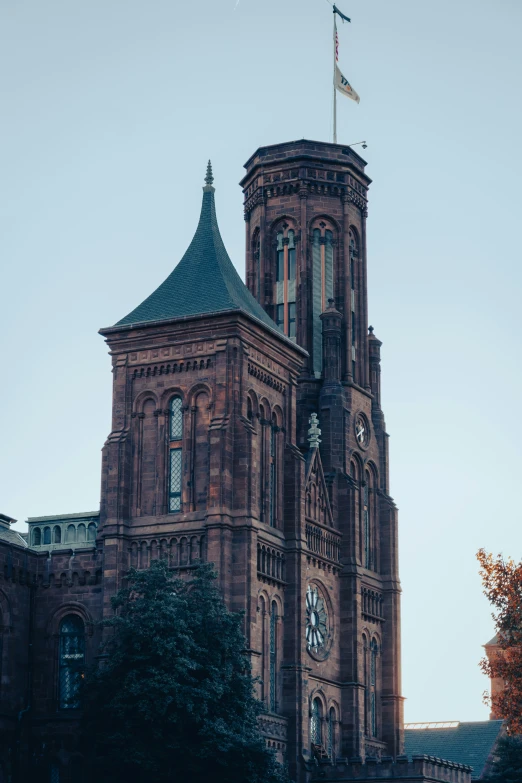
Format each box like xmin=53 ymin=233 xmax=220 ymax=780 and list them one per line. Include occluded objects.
xmin=477 ymin=549 xmax=522 ymax=734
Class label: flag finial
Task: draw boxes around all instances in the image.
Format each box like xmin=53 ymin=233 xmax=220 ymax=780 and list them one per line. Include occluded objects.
xmin=205 ymin=160 xmax=214 ymax=186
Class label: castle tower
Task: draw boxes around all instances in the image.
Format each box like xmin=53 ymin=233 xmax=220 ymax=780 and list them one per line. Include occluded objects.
xmin=242 ymin=140 xmax=403 ymax=771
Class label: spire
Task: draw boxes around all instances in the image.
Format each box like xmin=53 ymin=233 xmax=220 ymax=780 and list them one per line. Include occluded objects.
xmin=110 ymin=166 xmax=287 ymax=335
xmin=204 ymin=159 xmax=214 ymax=187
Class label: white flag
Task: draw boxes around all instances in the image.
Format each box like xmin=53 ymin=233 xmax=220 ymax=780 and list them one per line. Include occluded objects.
xmin=335 ymin=64 xmax=360 ymax=103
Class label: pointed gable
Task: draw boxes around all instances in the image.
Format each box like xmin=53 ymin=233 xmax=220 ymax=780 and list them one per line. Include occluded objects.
xmin=305 ymin=447 xmax=333 ymax=527
xmin=114 ymin=166 xmax=280 ymax=333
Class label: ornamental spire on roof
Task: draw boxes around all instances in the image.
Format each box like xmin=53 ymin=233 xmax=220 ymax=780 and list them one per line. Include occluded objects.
xmin=108 ymin=162 xmax=284 ymax=334
xmin=205 ymin=159 xmax=214 ymax=187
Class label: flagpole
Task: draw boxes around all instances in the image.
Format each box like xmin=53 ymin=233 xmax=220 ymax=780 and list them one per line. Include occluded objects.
xmin=333 ymin=11 xmax=337 ymax=144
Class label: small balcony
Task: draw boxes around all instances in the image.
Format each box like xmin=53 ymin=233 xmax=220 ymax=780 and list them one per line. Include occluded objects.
xmin=305 ymin=523 xmax=341 ymax=564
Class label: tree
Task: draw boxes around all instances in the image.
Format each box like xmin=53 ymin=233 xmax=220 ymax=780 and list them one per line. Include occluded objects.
xmin=477 ymin=549 xmax=522 ymax=733
xmin=483 ymin=734 xmax=522 ymax=783
xmin=81 ymin=560 xmax=289 ymax=783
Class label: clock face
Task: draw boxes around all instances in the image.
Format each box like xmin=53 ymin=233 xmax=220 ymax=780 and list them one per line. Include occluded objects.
xmin=306 ymin=585 xmax=328 ymax=652
xmin=355 ymin=414 xmax=369 ymax=448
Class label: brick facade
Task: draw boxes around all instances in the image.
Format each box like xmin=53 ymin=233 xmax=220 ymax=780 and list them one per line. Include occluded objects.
xmin=1 ymin=140 xmax=408 ymax=783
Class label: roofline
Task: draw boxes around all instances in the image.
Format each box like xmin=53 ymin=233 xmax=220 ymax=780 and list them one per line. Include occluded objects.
xmin=243 ymin=137 xmax=368 ymax=169
xmin=100 ymin=307 xmax=309 ymax=357
xmin=0 ymin=536 xmax=29 ymax=551
xmin=27 ymin=510 xmax=100 ymax=523
xmin=404 ymin=719 xmax=505 ymax=728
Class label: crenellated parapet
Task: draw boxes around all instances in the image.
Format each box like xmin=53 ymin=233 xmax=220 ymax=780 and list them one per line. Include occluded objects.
xmin=307 ymin=755 xmax=472 ymax=783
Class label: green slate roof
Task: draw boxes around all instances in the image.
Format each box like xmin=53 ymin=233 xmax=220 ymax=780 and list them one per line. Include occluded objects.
xmin=404 ymin=720 xmax=504 ymax=779
xmin=115 ymin=164 xmax=279 ymax=334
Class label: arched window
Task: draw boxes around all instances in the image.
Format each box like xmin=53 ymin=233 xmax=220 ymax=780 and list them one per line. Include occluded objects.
xmin=32 ymin=527 xmax=41 ymax=546
xmin=66 ymin=524 xmax=76 ymax=543
xmin=168 ymin=397 xmax=183 ymax=513
xmin=363 ymin=469 xmax=375 ymax=570
xmin=53 ymin=526 xmax=61 ymax=544
xmin=349 ymin=229 xmax=359 ymax=382
xmin=251 ymin=228 xmax=261 ymax=302
xmin=274 ymin=224 xmax=297 ymax=339
xmin=59 ymin=615 xmax=85 ymax=709
xmin=269 ymin=602 xmax=277 ymax=712
xmin=269 ymin=416 xmax=277 ymax=528
xmin=363 ymin=474 xmax=370 ymax=569
xmin=312 ymin=221 xmax=335 ymax=377
xmin=327 ymin=707 xmax=336 ymax=759
xmin=259 ymin=404 xmax=266 ymax=523
xmin=77 ymin=524 xmax=86 ymax=543
xmin=87 ymin=522 xmax=96 ymax=541
xmin=43 ymin=527 xmax=51 ymax=545
xmin=370 ymin=639 xmax=379 ymax=736
xmin=363 ymin=635 xmax=369 ymax=735
xmin=310 ymin=698 xmax=322 ymax=747
xmin=259 ymin=595 xmax=266 ymax=705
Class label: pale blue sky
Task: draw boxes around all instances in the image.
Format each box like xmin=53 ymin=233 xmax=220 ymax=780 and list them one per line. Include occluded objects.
xmin=1 ymin=0 xmax=521 ymax=724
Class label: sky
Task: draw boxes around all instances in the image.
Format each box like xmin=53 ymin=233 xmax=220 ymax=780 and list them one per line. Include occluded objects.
xmin=1 ymin=0 xmax=521 ymax=725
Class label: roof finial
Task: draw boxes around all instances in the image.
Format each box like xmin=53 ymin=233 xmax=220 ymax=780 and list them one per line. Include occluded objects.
xmin=308 ymin=413 xmax=322 ymax=449
xmin=205 ymin=160 xmax=214 ymax=186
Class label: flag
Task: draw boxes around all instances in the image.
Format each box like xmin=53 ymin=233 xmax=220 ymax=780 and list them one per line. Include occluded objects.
xmin=335 ymin=65 xmax=360 ymax=103
xmin=333 ymin=4 xmax=351 ymax=23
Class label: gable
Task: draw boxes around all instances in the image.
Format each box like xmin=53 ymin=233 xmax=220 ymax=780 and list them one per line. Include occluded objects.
xmin=304 ymin=448 xmax=333 ymax=527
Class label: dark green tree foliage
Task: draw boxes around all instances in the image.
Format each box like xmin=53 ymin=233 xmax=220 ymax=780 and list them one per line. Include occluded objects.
xmin=483 ymin=735 xmax=522 ymax=783
xmin=82 ymin=561 xmax=288 ymax=783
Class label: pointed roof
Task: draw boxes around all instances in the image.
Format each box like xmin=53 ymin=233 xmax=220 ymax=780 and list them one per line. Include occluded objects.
xmin=113 ymin=163 xmax=280 ymax=334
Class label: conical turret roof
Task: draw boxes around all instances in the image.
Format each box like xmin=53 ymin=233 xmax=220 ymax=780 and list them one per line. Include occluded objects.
xmin=114 ymin=166 xmax=278 ymax=332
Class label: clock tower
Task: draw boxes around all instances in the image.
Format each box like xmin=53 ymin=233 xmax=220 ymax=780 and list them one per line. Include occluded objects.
xmin=241 ymin=140 xmax=403 ymax=775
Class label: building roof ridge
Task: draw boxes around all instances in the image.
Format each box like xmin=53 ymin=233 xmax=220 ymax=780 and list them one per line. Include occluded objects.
xmin=27 ymin=510 xmax=100 ymax=523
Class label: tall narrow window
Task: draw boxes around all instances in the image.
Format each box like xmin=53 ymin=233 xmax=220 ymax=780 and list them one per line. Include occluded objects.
xmin=370 ymin=639 xmax=378 ymax=736
xmin=193 ymin=392 xmax=210 ymax=511
xmin=327 ymin=707 xmax=335 ymax=759
xmin=252 ymin=228 xmax=261 ymax=301
xmin=274 ymin=225 xmax=297 ymax=339
xmin=363 ymin=635 xmax=369 ymax=735
xmin=276 ymin=231 xmax=285 ymax=282
xmin=312 ymin=221 xmax=335 ymax=376
xmin=269 ymin=421 xmax=277 ymax=528
xmin=32 ymin=527 xmax=41 ymax=546
xmin=363 ymin=470 xmax=374 ymax=570
xmin=310 ymin=698 xmax=322 ymax=747
xmin=269 ymin=602 xmax=277 ymax=712
xmin=363 ymin=478 xmax=370 ymax=569
xmin=59 ymin=615 xmax=85 ymax=709
xmin=349 ymin=231 xmax=358 ymax=381
xmin=259 ymin=596 xmax=266 ymax=705
xmin=168 ymin=397 xmax=183 ymax=513
xmin=43 ymin=527 xmax=51 ymax=545
xmin=53 ymin=526 xmax=61 ymax=544
xmin=259 ymin=406 xmax=266 ymax=523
